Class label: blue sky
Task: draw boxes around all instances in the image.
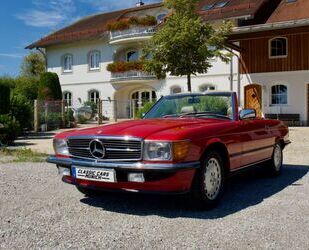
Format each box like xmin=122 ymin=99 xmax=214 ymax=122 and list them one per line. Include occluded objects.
xmin=0 ymin=0 xmax=161 ymax=76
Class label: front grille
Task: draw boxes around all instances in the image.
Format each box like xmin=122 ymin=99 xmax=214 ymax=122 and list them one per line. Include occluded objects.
xmin=67 ymin=137 xmax=142 ymax=161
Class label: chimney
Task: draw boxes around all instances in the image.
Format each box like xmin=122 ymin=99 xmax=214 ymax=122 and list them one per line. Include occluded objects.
xmin=136 ymin=1 xmax=145 ymax=7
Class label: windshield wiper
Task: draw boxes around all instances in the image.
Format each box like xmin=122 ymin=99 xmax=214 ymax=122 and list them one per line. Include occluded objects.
xmin=180 ymin=112 xmax=231 ymax=120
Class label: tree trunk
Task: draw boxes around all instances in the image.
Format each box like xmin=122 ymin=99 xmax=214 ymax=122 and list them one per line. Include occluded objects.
xmin=187 ymin=74 xmax=192 ymax=92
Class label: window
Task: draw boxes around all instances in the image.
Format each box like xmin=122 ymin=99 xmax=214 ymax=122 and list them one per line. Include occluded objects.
xmin=88 ymin=90 xmax=100 ymax=103
xmin=63 ymin=54 xmax=73 ymax=72
xmin=199 ymin=84 xmax=216 ymax=92
xmin=269 ymin=37 xmax=288 ymax=58
xmin=271 ymin=85 xmax=288 ymax=105
xmin=89 ymin=51 xmax=100 ymax=70
xmin=157 ymin=13 xmax=167 ymax=24
xmin=214 ymin=1 xmax=229 ymax=8
xmin=63 ymin=92 xmax=72 ymax=107
xmin=171 ymin=86 xmax=182 ymax=94
xmin=127 ymin=51 xmax=138 ymax=62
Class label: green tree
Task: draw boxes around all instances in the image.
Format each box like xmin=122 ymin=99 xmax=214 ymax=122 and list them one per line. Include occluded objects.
xmin=143 ymin=0 xmax=233 ymax=92
xmin=20 ymin=52 xmax=46 ymax=78
xmin=38 ymin=72 xmax=62 ymax=100
xmin=14 ymin=76 xmax=39 ymax=101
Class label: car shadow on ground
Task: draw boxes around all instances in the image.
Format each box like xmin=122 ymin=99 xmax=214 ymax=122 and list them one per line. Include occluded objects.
xmin=80 ymin=164 xmax=309 ymax=219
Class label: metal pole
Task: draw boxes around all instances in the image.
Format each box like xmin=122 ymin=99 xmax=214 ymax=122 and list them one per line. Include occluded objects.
xmin=114 ymin=100 xmax=118 ymax=122
xmin=34 ymin=100 xmax=39 ymax=132
xmin=98 ymin=99 xmax=102 ymax=125
xmin=230 ymin=56 xmax=234 ymax=91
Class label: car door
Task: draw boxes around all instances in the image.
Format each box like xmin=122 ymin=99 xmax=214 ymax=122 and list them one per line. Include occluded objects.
xmin=240 ymin=118 xmax=274 ymax=167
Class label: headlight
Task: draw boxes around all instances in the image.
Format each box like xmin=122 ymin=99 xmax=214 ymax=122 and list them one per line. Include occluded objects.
xmin=53 ymin=138 xmax=69 ymax=156
xmin=143 ymin=141 xmax=191 ymax=161
xmin=144 ymin=141 xmax=172 ymax=161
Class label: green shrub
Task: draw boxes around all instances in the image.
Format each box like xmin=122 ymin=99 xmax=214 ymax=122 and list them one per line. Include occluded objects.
xmin=38 ymin=72 xmax=62 ymax=101
xmin=0 ymin=80 xmax=11 ymax=115
xmin=0 ymin=115 xmax=20 ymax=145
xmin=14 ymin=76 xmax=39 ymax=101
xmin=83 ymin=101 xmax=98 ymax=117
xmin=10 ymin=94 xmax=33 ymax=130
xmin=64 ymin=109 xmax=75 ymax=128
xmin=136 ymin=102 xmax=155 ymax=119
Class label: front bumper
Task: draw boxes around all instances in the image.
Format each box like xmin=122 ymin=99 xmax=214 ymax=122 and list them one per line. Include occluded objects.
xmin=47 ymin=156 xmax=200 ymax=193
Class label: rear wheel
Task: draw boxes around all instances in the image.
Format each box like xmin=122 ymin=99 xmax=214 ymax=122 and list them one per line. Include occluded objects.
xmin=190 ymin=151 xmax=225 ymax=209
xmin=268 ymin=143 xmax=283 ymax=176
xmin=75 ymin=186 xmax=103 ymax=197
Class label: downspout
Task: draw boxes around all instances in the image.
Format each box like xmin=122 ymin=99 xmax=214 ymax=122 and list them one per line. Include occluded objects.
xmin=229 ymin=56 xmax=233 ymax=91
xmin=36 ymin=47 xmax=47 ymax=71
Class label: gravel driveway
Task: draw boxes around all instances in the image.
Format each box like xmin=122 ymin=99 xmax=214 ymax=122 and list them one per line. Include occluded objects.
xmin=0 ymin=128 xmax=309 ymax=249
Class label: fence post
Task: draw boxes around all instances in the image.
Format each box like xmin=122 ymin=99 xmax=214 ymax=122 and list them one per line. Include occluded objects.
xmin=98 ymin=99 xmax=103 ymax=125
xmin=34 ymin=100 xmax=39 ymax=132
xmin=114 ymin=100 xmax=118 ymax=122
xmin=61 ymin=100 xmax=65 ymax=128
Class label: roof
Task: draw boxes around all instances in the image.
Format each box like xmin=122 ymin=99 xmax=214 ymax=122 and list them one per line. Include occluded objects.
xmin=197 ymin=0 xmax=269 ymax=21
xmin=267 ymin=0 xmax=309 ymax=23
xmin=26 ymin=2 xmax=163 ymax=49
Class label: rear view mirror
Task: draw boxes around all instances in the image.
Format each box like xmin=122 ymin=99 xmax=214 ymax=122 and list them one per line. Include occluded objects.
xmin=239 ymin=109 xmax=256 ymax=120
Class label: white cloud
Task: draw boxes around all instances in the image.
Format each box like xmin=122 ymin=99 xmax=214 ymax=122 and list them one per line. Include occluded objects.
xmin=0 ymin=53 xmax=24 ymax=59
xmin=16 ymin=0 xmax=77 ymax=28
xmin=79 ymin=0 xmax=161 ymax=12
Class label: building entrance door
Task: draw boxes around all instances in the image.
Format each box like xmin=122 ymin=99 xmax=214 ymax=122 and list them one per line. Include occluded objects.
xmin=244 ymin=84 xmax=262 ymax=117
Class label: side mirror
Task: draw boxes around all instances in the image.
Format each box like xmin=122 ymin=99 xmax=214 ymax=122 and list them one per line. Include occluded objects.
xmin=239 ymin=109 xmax=256 ymax=120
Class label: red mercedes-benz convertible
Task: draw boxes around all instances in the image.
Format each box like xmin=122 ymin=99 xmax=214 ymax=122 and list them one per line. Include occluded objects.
xmin=47 ymin=91 xmax=290 ymax=209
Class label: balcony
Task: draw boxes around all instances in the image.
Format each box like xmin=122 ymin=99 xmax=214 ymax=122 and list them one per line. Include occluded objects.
xmin=109 ymin=26 xmax=156 ymax=45
xmin=110 ymin=70 xmax=157 ymax=83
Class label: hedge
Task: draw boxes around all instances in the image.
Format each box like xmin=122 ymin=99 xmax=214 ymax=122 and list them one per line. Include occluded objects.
xmin=38 ymin=72 xmax=62 ymax=100
xmin=0 ymin=80 xmax=11 ymax=115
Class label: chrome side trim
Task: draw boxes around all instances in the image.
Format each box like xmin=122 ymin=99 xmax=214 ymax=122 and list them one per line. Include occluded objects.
xmin=230 ymin=158 xmax=271 ymax=172
xmin=47 ymin=156 xmax=200 ymax=171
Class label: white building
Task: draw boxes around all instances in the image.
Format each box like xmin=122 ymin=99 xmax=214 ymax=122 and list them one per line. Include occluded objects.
xmin=27 ymin=1 xmax=260 ymax=119
xmin=28 ymin=0 xmax=308 ymax=124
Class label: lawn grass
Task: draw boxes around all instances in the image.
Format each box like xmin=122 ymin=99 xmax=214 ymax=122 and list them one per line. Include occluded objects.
xmin=0 ymin=148 xmax=48 ymax=163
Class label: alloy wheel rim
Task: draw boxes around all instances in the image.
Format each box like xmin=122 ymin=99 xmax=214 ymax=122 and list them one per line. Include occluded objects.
xmin=204 ymin=157 xmax=222 ymax=200
xmin=274 ymin=145 xmax=282 ymax=171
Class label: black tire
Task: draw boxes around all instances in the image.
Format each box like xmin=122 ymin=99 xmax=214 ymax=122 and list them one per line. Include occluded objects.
xmin=190 ymin=151 xmax=225 ymax=210
xmin=76 ymin=186 xmax=103 ymax=197
xmin=267 ymin=143 xmax=283 ymax=176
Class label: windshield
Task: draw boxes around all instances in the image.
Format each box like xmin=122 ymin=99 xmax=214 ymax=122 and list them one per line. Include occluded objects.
xmin=144 ymin=93 xmax=234 ymax=120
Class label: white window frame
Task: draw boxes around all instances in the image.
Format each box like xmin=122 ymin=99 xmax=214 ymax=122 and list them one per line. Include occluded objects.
xmin=88 ymin=50 xmax=101 ymax=71
xmin=170 ymin=86 xmax=182 ymax=94
xmin=269 ymin=37 xmax=288 ymax=59
xmin=270 ymin=84 xmax=289 ymax=106
xmin=63 ymin=91 xmax=72 ymax=107
xmin=62 ymin=54 xmax=73 ymax=73
xmin=199 ymin=84 xmax=216 ymax=92
xmin=88 ymin=89 xmax=100 ymax=104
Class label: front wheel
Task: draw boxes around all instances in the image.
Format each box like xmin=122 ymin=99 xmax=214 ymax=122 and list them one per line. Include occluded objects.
xmin=267 ymin=143 xmax=283 ymax=176
xmin=190 ymin=151 xmax=225 ymax=210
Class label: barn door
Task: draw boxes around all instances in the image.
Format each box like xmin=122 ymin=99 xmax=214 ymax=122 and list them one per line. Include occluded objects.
xmin=244 ymin=84 xmax=262 ymax=117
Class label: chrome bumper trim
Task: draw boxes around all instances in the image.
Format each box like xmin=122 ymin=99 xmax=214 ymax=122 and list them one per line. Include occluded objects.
xmin=46 ymin=156 xmax=200 ymax=171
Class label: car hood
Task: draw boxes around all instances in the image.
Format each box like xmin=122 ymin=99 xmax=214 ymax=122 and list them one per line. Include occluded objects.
xmin=56 ymin=118 xmax=230 ymax=140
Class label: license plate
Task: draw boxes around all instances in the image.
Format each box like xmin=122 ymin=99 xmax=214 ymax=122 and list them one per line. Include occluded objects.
xmin=72 ymin=167 xmax=116 ymax=183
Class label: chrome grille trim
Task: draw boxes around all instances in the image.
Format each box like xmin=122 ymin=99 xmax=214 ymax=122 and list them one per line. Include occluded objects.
xmin=67 ymin=135 xmax=143 ymax=162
